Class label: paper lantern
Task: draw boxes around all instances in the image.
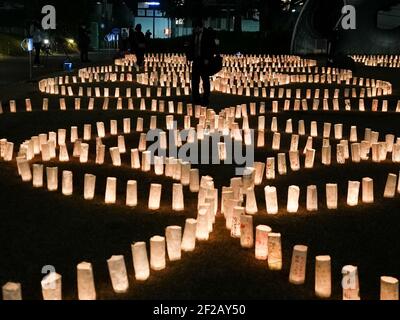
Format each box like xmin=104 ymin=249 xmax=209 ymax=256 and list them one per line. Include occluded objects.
xmin=123 ymin=118 xmax=131 ymax=134
xmin=32 ymin=164 xmax=44 ymax=188
xmin=77 ymin=262 xmax=96 ymax=300
xmin=150 ymin=236 xmax=166 ymax=270
xmin=2 ymin=282 xmax=22 ymax=300
xmin=306 ymin=185 xmax=318 ymax=212
xmin=172 ymin=183 xmax=184 ymax=211
xmin=347 ymin=181 xmax=360 ymax=206
xmin=148 ymin=183 xmax=162 ymax=210
xmin=380 ymin=276 xmax=399 ymax=300
xmin=130 ymin=148 xmax=140 ymax=169
xmin=289 ymin=151 xmax=300 ymax=171
xmin=266 ymin=158 xmax=275 ymax=180
xmin=166 ymin=226 xmax=182 ymax=261
xmin=96 ymin=122 xmax=105 ymax=138
xmin=315 ymin=255 xmax=332 ymax=298
xmin=245 ymin=187 xmax=258 ymax=214
xmin=384 ymin=173 xmax=397 ymax=198
xmin=342 ymin=265 xmax=360 ymax=300
xmin=110 ymin=147 xmax=121 ymax=167
xmin=41 ymin=272 xmax=62 ymax=300
xmin=17 ymin=159 xmax=32 ymax=182
xmin=110 ymin=120 xmax=118 ymax=135
xmin=181 ymin=219 xmax=197 ymax=252
xmin=105 ymin=177 xmax=117 ymax=204
xmin=180 ymin=162 xmax=191 ymax=186
xmin=326 ymin=183 xmax=338 ymax=209
xmin=289 ymin=245 xmax=308 ymax=285
xmin=46 ymin=167 xmax=58 ymax=191
xmin=96 ymin=144 xmax=105 ymax=164
xmin=240 ymin=215 xmax=254 ymax=248
xmin=141 ymin=151 xmax=151 ymax=172
xmin=83 ymin=124 xmax=91 ymax=141
xmin=231 ymin=206 xmax=244 ymax=238
xmin=84 ymin=174 xmax=96 ymax=200
xmin=124 ymin=180 xmax=138 ymax=207
xmin=287 ymin=185 xmax=300 ymax=213
xmin=62 ymin=170 xmax=73 ymax=196
xmin=264 ymin=186 xmax=278 ymax=214
xmin=362 ymin=177 xmax=374 ymax=203
xmin=59 ymin=144 xmax=69 ymax=162
xmin=196 ymin=206 xmax=210 ymax=241
xmin=268 ymin=233 xmax=282 ymax=271
xmin=131 ymin=242 xmax=150 ymax=281
xmin=255 ymin=225 xmax=272 ymax=260
xmin=107 ymin=255 xmax=129 ymax=293
xmin=189 ymin=169 xmax=200 ymax=192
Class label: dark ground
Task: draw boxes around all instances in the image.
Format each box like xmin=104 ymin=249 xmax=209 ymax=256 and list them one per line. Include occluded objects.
xmin=0 ymin=55 xmax=399 ymax=300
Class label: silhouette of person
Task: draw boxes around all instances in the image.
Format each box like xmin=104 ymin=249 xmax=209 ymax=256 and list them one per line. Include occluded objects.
xmin=30 ymin=22 xmax=43 ymax=66
xmin=78 ymin=24 xmax=90 ymax=63
xmin=133 ymin=24 xmax=146 ymax=68
xmin=145 ymin=29 xmax=152 ymax=40
xmin=186 ymin=18 xmax=216 ymax=106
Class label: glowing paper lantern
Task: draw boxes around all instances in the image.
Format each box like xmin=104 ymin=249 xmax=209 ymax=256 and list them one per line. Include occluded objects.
xmin=17 ymin=159 xmax=32 ymax=182
xmin=342 ymin=265 xmax=360 ymax=300
xmin=150 ymin=236 xmax=166 ymax=270
xmin=77 ymin=262 xmax=96 ymax=300
xmin=62 ymin=170 xmax=73 ymax=196
xmin=32 ymin=164 xmax=44 ymax=188
xmin=384 ymin=173 xmax=397 ymax=198
xmin=315 ymin=256 xmax=332 ymax=298
xmin=181 ymin=219 xmax=197 ymax=252
xmin=255 ymin=225 xmax=272 ymax=260
xmin=166 ymin=226 xmax=182 ymax=261
xmin=289 ymin=245 xmax=308 ymax=285
xmin=347 ymin=181 xmax=360 ymax=206
xmin=240 ymin=215 xmax=254 ymax=248
xmin=172 ymin=183 xmax=184 ymax=211
xmin=107 ymin=255 xmax=129 ymax=293
xmin=196 ymin=206 xmax=210 ymax=241
xmin=245 ymin=187 xmax=258 ymax=214
xmin=131 ymin=242 xmax=150 ymax=281
xmin=306 ymin=185 xmax=318 ymax=212
xmin=110 ymin=147 xmax=121 ymax=167
xmin=231 ymin=206 xmax=244 ymax=238
xmin=380 ymin=276 xmax=399 ymax=300
xmin=148 ymin=184 xmax=162 ymax=210
xmin=126 ymin=180 xmax=137 ymax=207
xmin=105 ymin=177 xmax=117 ymax=204
xmin=362 ymin=177 xmax=374 ymax=203
xmin=287 ymin=185 xmax=300 ymax=213
xmin=41 ymin=272 xmax=62 ymax=300
xmin=141 ymin=151 xmax=151 ymax=172
xmin=84 ymin=174 xmax=96 ymax=200
xmin=46 ymin=167 xmax=58 ymax=191
xmin=268 ymin=233 xmax=282 ymax=271
xmin=326 ymin=183 xmax=338 ymax=209
xmin=264 ymin=186 xmax=278 ymax=214
xmin=2 ymin=282 xmax=22 ymax=300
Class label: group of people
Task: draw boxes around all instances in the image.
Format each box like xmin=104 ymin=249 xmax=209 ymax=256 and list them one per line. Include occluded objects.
xmin=120 ymin=24 xmax=149 ymax=67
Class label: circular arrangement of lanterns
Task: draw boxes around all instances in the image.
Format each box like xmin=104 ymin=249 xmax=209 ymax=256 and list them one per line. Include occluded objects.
xmin=0 ymin=53 xmax=399 ymax=300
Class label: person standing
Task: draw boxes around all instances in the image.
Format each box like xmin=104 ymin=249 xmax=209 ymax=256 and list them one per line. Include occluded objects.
xmin=186 ymin=18 xmax=216 ymax=106
xmin=145 ymin=29 xmax=152 ymax=40
xmin=133 ymin=24 xmax=146 ymax=68
xmin=78 ymin=24 xmax=90 ymax=63
xmin=30 ymin=22 xmax=43 ymax=67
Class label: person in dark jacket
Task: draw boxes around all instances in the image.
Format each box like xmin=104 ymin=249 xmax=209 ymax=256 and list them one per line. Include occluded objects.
xmin=132 ymin=24 xmax=146 ymax=68
xmin=78 ymin=24 xmax=90 ymax=63
xmin=186 ymin=18 xmax=217 ymax=106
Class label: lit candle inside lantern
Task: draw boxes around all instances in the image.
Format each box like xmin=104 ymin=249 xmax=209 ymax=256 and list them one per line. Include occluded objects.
xmin=196 ymin=206 xmax=209 ymax=241
xmin=105 ymin=177 xmax=117 ymax=204
xmin=41 ymin=272 xmax=62 ymax=300
xmin=107 ymin=255 xmax=129 ymax=293
xmin=264 ymin=186 xmax=278 ymax=214
xmin=287 ymin=185 xmax=300 ymax=213
xmin=46 ymin=167 xmax=58 ymax=191
xmin=347 ymin=181 xmax=360 ymax=206
xmin=306 ymin=185 xmax=318 ymax=212
xmin=231 ymin=206 xmax=244 ymax=238
xmin=84 ymin=174 xmax=96 ymax=200
xmin=62 ymin=170 xmax=73 ymax=196
xmin=268 ymin=233 xmax=282 ymax=271
xmin=255 ymin=225 xmax=272 ymax=260
xmin=148 ymin=183 xmax=162 ymax=210
xmin=362 ymin=177 xmax=374 ymax=203
xmin=126 ymin=180 xmax=137 ymax=207
xmin=342 ymin=265 xmax=360 ymax=300
xmin=32 ymin=164 xmax=43 ymax=188
xmin=166 ymin=226 xmax=182 ymax=261
xmin=384 ymin=173 xmax=397 ymax=198
xmin=110 ymin=147 xmax=121 ymax=167
xmin=181 ymin=219 xmax=197 ymax=252
xmin=326 ymin=184 xmax=338 ymax=209
xmin=172 ymin=183 xmax=184 ymax=211
xmin=315 ymin=255 xmax=332 ymax=298
xmin=131 ymin=242 xmax=150 ymax=281
xmin=2 ymin=282 xmax=22 ymax=300
xmin=380 ymin=276 xmax=399 ymax=300
xmin=150 ymin=236 xmax=166 ymax=270
xmin=240 ymin=215 xmax=254 ymax=248
xmin=77 ymin=262 xmax=96 ymax=300
xmin=289 ymin=245 xmax=308 ymax=285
